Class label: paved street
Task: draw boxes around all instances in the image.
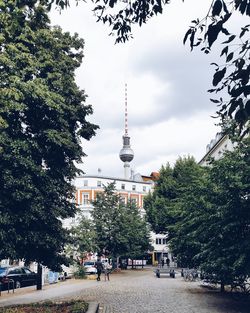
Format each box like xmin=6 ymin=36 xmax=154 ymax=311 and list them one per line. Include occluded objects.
xmin=0 ymin=268 xmax=249 ymax=313
xmin=68 ymin=268 xmax=250 ymax=313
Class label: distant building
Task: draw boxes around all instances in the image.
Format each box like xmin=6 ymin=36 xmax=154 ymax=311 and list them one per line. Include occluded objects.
xmin=199 ymin=133 xmax=235 ymax=166
xmin=68 ymin=174 xmax=152 ymax=224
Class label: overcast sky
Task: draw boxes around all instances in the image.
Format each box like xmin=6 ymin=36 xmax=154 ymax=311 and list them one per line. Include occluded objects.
xmin=49 ymin=0 xmax=236 ymax=178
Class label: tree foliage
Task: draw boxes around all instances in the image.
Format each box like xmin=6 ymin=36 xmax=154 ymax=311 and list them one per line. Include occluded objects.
xmin=183 ymin=0 xmax=250 ymax=136
xmin=145 ymin=141 xmax=250 ymax=288
xmin=67 ymin=216 xmax=97 ymax=263
xmin=145 ymin=156 xmax=204 ymax=237
xmin=0 ymin=0 xmax=98 ymax=270
xmin=145 ymin=156 xmax=205 ymax=268
xmin=91 ymin=182 xmax=151 ymax=259
xmin=195 ymin=138 xmax=250 ymax=288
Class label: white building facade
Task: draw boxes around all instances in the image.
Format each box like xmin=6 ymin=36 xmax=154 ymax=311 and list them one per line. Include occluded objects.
xmin=199 ymin=133 xmax=235 ymax=166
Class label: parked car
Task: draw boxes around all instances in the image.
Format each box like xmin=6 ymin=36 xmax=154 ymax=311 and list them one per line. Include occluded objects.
xmin=83 ymin=261 xmax=97 ymax=275
xmin=0 ymin=266 xmax=37 ymax=290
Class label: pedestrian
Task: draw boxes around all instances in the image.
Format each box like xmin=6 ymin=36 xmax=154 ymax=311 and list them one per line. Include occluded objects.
xmin=95 ymin=258 xmax=103 ymax=281
xmin=103 ymin=261 xmax=111 ymax=281
xmin=181 ymin=268 xmax=184 ymax=277
xmin=166 ymin=257 xmax=170 ymax=267
xmin=161 ymin=258 xmax=164 ymax=268
xmin=63 ymin=271 xmax=67 ymax=280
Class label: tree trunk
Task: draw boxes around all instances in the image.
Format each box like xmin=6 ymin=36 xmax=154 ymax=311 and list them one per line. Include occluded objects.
xmin=220 ymin=282 xmax=225 ymax=292
xmin=36 ymin=263 xmax=42 ymax=290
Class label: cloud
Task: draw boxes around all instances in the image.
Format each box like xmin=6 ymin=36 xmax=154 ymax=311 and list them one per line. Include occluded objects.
xmin=80 ymin=109 xmax=219 ymax=177
xmin=50 ymin=0 xmax=222 ymax=178
xmin=126 ymin=17 xmax=220 ymax=121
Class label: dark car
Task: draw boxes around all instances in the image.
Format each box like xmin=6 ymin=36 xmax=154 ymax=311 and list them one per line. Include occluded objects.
xmin=0 ymin=266 xmax=37 ymax=290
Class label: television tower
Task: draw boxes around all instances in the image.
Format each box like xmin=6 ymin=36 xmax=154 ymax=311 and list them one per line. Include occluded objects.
xmin=119 ymin=83 xmax=134 ymax=179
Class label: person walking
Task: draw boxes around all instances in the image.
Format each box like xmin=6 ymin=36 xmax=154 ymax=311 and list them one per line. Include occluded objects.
xmin=166 ymin=257 xmax=170 ymax=267
xmin=103 ymin=261 xmax=112 ymax=281
xmin=95 ymin=258 xmax=103 ymax=281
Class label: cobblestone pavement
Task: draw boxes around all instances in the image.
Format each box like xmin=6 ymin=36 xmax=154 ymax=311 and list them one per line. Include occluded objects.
xmin=0 ymin=268 xmax=249 ymax=313
xmin=60 ymin=268 xmax=250 ymax=313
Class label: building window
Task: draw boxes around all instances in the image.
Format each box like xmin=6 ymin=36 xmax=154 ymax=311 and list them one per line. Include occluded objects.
xmin=97 ymin=181 xmax=102 ymax=187
xmin=121 ymin=183 xmax=125 ymax=190
xmin=84 ymin=180 xmax=88 ymax=186
xmin=143 ymin=186 xmax=146 ymax=192
xmin=82 ymin=193 xmax=89 ymax=205
xmin=162 ymin=238 xmax=167 ymax=245
xmin=132 ymin=185 xmax=136 ymax=191
xmin=156 ymin=238 xmax=162 ymax=245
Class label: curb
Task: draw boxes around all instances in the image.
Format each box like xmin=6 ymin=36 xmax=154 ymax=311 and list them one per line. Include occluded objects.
xmin=87 ymin=302 xmax=99 ymax=313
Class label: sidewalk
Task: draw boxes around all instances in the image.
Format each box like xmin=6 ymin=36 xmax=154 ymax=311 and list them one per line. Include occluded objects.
xmin=0 ymin=278 xmax=95 ymax=307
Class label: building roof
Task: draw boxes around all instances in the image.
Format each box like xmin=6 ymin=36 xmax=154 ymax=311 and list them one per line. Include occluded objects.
xmin=76 ymin=174 xmax=153 ymax=185
xmin=141 ymin=172 xmax=160 ymax=182
xmin=199 ymin=134 xmax=228 ymax=165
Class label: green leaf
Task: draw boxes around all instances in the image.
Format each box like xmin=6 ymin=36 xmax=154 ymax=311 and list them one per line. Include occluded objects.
xmin=212 ymin=0 xmax=222 ymax=16
xmin=221 ymin=27 xmax=230 ymax=35
xmin=183 ymin=28 xmax=192 ymax=45
xmin=222 ymin=35 xmax=236 ymax=44
xmin=212 ymin=67 xmax=226 ymax=86
xmin=207 ymin=22 xmax=222 ymax=48
xmin=226 ymin=52 xmax=234 ymax=62
xmin=220 ymin=46 xmax=228 ymax=57
xmin=210 ymin=98 xmax=220 ymax=103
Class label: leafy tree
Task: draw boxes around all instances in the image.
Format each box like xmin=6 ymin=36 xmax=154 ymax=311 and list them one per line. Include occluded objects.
xmin=145 ymin=164 xmax=176 ymax=234
xmin=145 ymin=156 xmax=209 ymax=269
xmin=91 ymin=182 xmax=151 ymax=260
xmin=145 ymin=142 xmax=250 ymax=291
xmin=145 ymin=156 xmax=211 ymax=269
xmin=0 ymin=1 xmax=98 ymax=270
xmin=121 ymin=200 xmax=152 ymax=260
xmin=194 ymin=138 xmax=250 ymax=291
xmin=168 ymin=167 xmax=211 ymax=269
xmin=144 ymin=156 xmax=204 ymax=238
xmin=67 ymin=216 xmax=97 ymax=264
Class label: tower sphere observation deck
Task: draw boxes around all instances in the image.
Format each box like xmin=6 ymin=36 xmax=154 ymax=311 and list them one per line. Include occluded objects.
xmin=119 ymin=135 xmax=134 ymax=163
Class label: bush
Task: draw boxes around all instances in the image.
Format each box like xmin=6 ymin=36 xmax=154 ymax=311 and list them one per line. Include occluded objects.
xmin=0 ymin=300 xmax=88 ymax=313
xmin=73 ymin=265 xmax=86 ymax=279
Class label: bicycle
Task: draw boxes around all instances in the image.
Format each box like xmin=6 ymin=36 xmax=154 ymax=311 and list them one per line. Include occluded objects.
xmin=183 ymin=269 xmax=199 ymax=282
xmin=231 ymin=281 xmax=250 ymax=301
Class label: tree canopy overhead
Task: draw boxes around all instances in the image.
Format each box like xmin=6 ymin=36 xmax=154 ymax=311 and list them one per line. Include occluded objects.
xmin=0 ymin=0 xmax=98 ymax=269
xmin=45 ymin=0 xmax=250 ymax=136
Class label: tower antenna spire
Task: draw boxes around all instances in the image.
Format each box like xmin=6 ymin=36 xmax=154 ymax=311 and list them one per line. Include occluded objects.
xmin=125 ymin=83 xmax=128 ymax=136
